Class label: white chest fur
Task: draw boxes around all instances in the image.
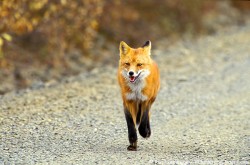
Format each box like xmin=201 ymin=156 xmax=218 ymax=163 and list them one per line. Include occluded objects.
xmin=126 ymin=81 xmax=148 ymax=101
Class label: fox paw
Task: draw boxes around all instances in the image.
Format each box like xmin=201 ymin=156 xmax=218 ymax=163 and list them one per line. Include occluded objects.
xmin=127 ymin=142 xmax=137 ymax=151
xmin=139 ymin=127 xmax=151 ymax=138
xmin=127 ymin=145 xmax=137 ymax=151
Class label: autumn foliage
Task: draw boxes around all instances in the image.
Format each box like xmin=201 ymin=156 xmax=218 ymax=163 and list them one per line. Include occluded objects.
xmin=0 ymin=0 xmax=246 ymax=67
xmin=0 ymin=0 xmax=103 ymax=65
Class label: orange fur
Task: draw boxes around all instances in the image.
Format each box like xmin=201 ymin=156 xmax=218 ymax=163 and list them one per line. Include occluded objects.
xmin=117 ymin=41 xmax=160 ymax=124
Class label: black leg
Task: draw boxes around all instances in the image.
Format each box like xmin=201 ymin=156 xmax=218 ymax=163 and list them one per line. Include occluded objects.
xmin=124 ymin=108 xmax=137 ymax=151
xmin=136 ymin=103 xmax=142 ymax=125
xmin=138 ymin=109 xmax=151 ymax=138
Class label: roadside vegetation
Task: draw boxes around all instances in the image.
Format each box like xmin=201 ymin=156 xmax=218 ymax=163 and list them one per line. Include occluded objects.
xmin=0 ymin=0 xmax=249 ymax=93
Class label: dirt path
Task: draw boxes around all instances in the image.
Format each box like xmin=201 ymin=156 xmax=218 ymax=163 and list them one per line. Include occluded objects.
xmin=1 ymin=22 xmax=250 ymax=164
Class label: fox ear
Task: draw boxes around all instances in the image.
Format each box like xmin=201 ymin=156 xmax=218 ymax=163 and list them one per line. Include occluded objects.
xmin=142 ymin=40 xmax=151 ymax=55
xmin=120 ymin=41 xmax=130 ymax=56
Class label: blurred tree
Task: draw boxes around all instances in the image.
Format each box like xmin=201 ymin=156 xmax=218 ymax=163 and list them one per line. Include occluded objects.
xmin=0 ymin=0 xmax=242 ymax=68
xmin=0 ymin=0 xmax=246 ymax=93
xmin=98 ymin=0 xmax=216 ymax=46
xmin=0 ymin=0 xmax=103 ymax=66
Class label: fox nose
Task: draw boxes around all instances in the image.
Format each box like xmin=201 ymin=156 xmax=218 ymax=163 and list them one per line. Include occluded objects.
xmin=129 ymin=71 xmax=134 ymax=76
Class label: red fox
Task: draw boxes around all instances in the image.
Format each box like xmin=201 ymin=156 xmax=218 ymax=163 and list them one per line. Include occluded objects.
xmin=117 ymin=41 xmax=160 ymax=151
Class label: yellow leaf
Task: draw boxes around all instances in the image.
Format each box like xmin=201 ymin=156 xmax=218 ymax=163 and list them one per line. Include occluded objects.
xmin=0 ymin=38 xmax=3 ymax=46
xmin=91 ymin=20 xmax=99 ymax=30
xmin=61 ymin=0 xmax=67 ymax=5
xmin=2 ymin=33 xmax=12 ymax=41
xmin=30 ymin=0 xmax=48 ymax=10
xmin=14 ymin=13 xmax=21 ymax=19
xmin=26 ymin=23 xmax=33 ymax=32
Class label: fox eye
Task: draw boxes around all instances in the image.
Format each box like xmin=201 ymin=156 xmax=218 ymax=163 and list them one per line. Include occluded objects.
xmin=124 ymin=62 xmax=130 ymax=66
xmin=137 ymin=63 xmax=143 ymax=67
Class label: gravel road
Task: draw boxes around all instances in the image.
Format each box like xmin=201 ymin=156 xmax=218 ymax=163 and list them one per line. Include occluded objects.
xmin=1 ymin=21 xmax=250 ymax=164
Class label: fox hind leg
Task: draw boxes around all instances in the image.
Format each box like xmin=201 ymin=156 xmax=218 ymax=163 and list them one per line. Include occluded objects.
xmin=136 ymin=103 xmax=142 ymax=125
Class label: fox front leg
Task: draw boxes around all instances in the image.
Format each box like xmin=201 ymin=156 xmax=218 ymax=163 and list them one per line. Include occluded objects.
xmin=124 ymin=108 xmax=137 ymax=151
xmin=138 ymin=108 xmax=151 ymax=138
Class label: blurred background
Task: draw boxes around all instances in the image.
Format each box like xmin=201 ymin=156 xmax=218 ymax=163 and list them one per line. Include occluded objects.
xmin=0 ymin=0 xmax=249 ymax=94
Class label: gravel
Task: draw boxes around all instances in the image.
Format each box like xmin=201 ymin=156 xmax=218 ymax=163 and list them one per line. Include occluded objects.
xmin=1 ymin=21 xmax=250 ymax=164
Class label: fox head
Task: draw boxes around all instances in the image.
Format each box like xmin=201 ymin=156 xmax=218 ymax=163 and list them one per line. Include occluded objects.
xmin=119 ymin=41 xmax=152 ymax=83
